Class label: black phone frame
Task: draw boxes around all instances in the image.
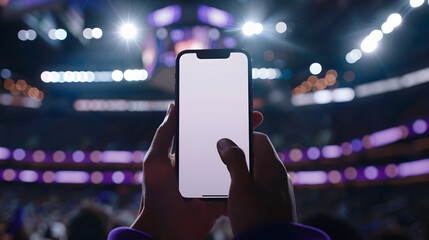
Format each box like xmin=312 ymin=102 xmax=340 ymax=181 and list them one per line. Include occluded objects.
xmin=175 ymin=49 xmax=253 ymax=200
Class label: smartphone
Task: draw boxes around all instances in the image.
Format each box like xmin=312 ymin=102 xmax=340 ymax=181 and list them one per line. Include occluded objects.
xmin=175 ymin=49 xmax=253 ymax=199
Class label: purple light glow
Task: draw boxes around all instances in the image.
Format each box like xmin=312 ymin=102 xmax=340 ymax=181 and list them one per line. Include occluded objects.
xmin=362 ymin=135 xmax=373 ymax=149
xmin=32 ymin=150 xmax=45 ymax=162
xmin=170 ymin=29 xmax=184 ymax=42
xmin=306 ymin=147 xmax=320 ymax=160
xmin=53 ymin=151 xmax=66 ymax=163
xmin=72 ymin=150 xmax=85 ymax=163
xmin=101 ymin=151 xmax=132 ymax=163
xmin=295 ymin=171 xmax=328 ymax=185
xmin=19 ymin=170 xmax=38 ymax=182
xmin=398 ymin=159 xmax=429 ymax=177
xmin=133 ymin=151 xmax=145 ymax=163
xmin=197 ymin=5 xmax=234 ymax=28
xmin=223 ymin=37 xmax=237 ymax=48
xmin=289 ymin=149 xmax=303 ymax=162
xmin=3 ymin=169 xmax=16 ymax=181
xmin=134 ymin=171 xmax=143 ymax=184
xmin=364 ymin=166 xmax=378 ymax=180
xmin=12 ymin=148 xmax=26 ymax=161
xmin=147 ymin=5 xmax=182 ymax=28
xmin=344 ymin=167 xmax=358 ymax=180
xmin=55 ymin=171 xmax=89 ymax=184
xmin=112 ymin=171 xmax=125 ymax=184
xmin=0 ymin=147 xmax=11 ymax=160
xmin=42 ymin=171 xmax=55 ymax=183
xmin=385 ymin=164 xmax=398 ymax=178
xmin=369 ymin=127 xmax=403 ymax=147
xmin=321 ymin=145 xmax=343 ymax=158
xmin=161 ymin=52 xmax=176 ymax=67
xmin=341 ymin=142 xmax=353 ymax=155
xmin=412 ymin=119 xmax=428 ymax=134
xmin=91 ymin=171 xmax=103 ymax=184
xmin=90 ymin=151 xmax=101 ymax=162
xmin=328 ymin=170 xmax=342 ymax=184
xmin=351 ymin=139 xmax=363 ymax=152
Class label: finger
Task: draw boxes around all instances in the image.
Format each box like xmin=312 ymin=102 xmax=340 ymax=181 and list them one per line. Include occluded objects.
xmin=217 ymin=138 xmax=252 ymax=185
xmin=253 ymin=132 xmax=289 ymax=187
xmin=252 ymin=111 xmax=264 ymax=130
xmin=145 ymin=103 xmax=176 ymax=162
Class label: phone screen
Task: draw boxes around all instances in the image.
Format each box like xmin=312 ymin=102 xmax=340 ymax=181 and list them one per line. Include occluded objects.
xmin=177 ymin=50 xmax=251 ymax=198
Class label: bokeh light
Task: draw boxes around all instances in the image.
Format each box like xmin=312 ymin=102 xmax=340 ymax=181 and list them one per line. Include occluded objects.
xmin=344 ymin=167 xmax=358 ymax=180
xmin=328 ymin=170 xmax=342 ymax=184
xmin=53 ymin=151 xmax=66 ymax=163
xmin=289 ymin=148 xmax=303 ymax=162
xmin=91 ymin=171 xmax=104 ymax=184
xmin=412 ymin=119 xmax=427 ymax=134
xmin=33 ymin=150 xmax=46 ymax=162
xmin=307 ymin=147 xmax=321 ymax=160
xmin=364 ymin=166 xmax=378 ymax=180
xmin=112 ymin=171 xmax=125 ymax=184
xmin=410 ymin=0 xmax=424 ymax=8
xmin=92 ymin=28 xmax=103 ymax=39
xmin=42 ymin=171 xmax=55 ymax=183
xmin=275 ymin=22 xmax=287 ymax=33
xmin=12 ymin=148 xmax=26 ymax=161
xmin=120 ymin=23 xmax=137 ymax=39
xmin=3 ymin=169 xmax=16 ymax=181
xmin=309 ymin=63 xmax=322 ymax=75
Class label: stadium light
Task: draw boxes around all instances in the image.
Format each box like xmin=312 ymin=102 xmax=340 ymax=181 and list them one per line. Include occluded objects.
xmin=120 ymin=23 xmax=137 ymax=39
xmin=275 ymin=22 xmax=287 ymax=33
xmin=309 ymin=63 xmax=322 ymax=75
xmin=361 ymin=36 xmax=378 ymax=53
xmin=242 ymin=21 xmax=263 ymax=36
xmin=410 ymin=0 xmax=424 ymax=7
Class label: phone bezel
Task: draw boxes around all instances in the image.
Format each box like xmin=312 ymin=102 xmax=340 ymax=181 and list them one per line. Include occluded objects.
xmin=175 ymin=49 xmax=253 ymax=200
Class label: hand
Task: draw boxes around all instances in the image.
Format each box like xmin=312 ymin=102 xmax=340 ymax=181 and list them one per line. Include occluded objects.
xmin=216 ymin=133 xmax=297 ymax=237
xmin=131 ymin=104 xmax=264 ymax=240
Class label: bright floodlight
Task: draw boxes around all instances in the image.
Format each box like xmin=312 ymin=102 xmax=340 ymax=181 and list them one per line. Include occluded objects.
xmin=83 ymin=28 xmax=92 ymax=39
xmin=111 ymin=70 xmax=123 ymax=82
xmin=381 ymin=22 xmax=394 ymax=34
xmin=242 ymin=22 xmax=255 ymax=36
xmin=92 ymin=28 xmax=103 ymax=39
xmin=55 ymin=29 xmax=67 ymax=40
xmin=387 ymin=13 xmax=402 ymax=28
xmin=120 ymin=23 xmax=137 ymax=39
xmin=345 ymin=49 xmax=362 ymax=64
xmin=242 ymin=21 xmax=263 ymax=36
xmin=254 ymin=23 xmax=263 ymax=34
xmin=369 ymin=30 xmax=383 ymax=42
xmin=361 ymin=36 xmax=377 ymax=53
xmin=309 ymin=63 xmax=322 ymax=75
xmin=410 ymin=0 xmax=424 ymax=7
xmin=275 ymin=22 xmax=287 ymax=33
xmin=27 ymin=30 xmax=37 ymax=41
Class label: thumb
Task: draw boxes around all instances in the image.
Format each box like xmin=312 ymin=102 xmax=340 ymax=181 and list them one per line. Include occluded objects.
xmin=217 ymin=138 xmax=252 ymax=185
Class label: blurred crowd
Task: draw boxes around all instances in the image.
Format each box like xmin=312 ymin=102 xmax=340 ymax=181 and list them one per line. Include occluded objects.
xmin=1 ymin=182 xmax=427 ymax=240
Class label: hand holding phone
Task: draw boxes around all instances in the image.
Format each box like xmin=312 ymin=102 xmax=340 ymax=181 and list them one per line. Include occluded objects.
xmin=130 ymin=104 xmax=263 ymax=240
xmin=216 ymin=133 xmax=297 ymax=237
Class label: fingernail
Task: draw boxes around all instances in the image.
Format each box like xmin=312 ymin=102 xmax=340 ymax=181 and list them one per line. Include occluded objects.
xmin=166 ymin=103 xmax=173 ymax=116
xmin=217 ymin=138 xmax=233 ymax=151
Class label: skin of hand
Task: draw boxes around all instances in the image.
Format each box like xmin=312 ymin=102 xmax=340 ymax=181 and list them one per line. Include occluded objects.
xmin=131 ymin=103 xmax=264 ymax=240
xmin=216 ymin=133 xmax=297 ymax=237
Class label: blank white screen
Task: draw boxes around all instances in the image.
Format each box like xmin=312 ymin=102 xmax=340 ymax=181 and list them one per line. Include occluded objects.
xmin=178 ymin=52 xmax=250 ymax=198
